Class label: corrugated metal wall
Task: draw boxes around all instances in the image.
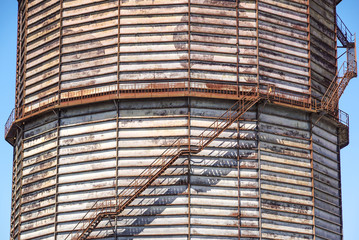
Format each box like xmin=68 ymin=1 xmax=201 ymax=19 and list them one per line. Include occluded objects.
xmin=19 ymin=0 xmax=333 ymax=115
xmin=13 ymin=98 xmax=342 ymax=239
xmin=312 ymin=116 xmax=342 ymax=240
xmin=310 ymin=0 xmax=337 ymax=101
xmin=11 ymin=0 xmax=343 ymax=239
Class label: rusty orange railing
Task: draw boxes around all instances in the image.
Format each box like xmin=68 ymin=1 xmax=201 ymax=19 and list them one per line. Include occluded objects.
xmin=5 ymin=81 xmax=352 ymax=145
xmin=64 ymin=94 xmax=260 ymax=240
xmin=4 ymin=82 xmax=253 ymax=142
xmin=322 ymin=60 xmax=357 ymax=114
xmin=5 ymin=12 xmax=357 ymax=240
xmin=62 ymin=82 xmax=353 ymax=239
xmin=337 ymin=14 xmax=355 ymax=47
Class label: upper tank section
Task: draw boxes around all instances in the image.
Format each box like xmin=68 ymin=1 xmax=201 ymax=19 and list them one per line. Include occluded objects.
xmin=15 ymin=0 xmax=337 ymax=119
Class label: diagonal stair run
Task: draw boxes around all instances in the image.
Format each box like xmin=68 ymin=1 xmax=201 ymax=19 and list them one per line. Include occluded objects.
xmin=65 ymin=93 xmax=260 ymax=240
xmin=321 ymin=60 xmax=357 ymax=114
xmin=64 ymin=14 xmax=358 ymax=240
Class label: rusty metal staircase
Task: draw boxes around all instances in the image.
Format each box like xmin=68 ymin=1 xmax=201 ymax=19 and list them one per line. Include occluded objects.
xmin=64 ymin=14 xmax=359 ymax=239
xmin=321 ymin=60 xmax=357 ymax=114
xmin=318 ymin=14 xmax=357 ymax=148
xmin=65 ymin=93 xmax=260 ymax=240
xmin=321 ymin=14 xmax=357 ymax=114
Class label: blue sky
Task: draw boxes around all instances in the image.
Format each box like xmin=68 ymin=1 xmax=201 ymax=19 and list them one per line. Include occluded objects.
xmin=335 ymin=1 xmax=359 ymax=239
xmin=0 ymin=1 xmax=358 ymax=239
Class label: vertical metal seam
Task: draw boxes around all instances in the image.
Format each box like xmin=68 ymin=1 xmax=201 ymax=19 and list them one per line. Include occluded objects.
xmin=58 ymin=0 xmax=64 ymax=105
xmin=307 ymin=0 xmax=312 ymax=105
xmin=117 ymin=0 xmax=121 ymax=98
xmin=115 ymin=99 xmax=120 ymax=240
xmin=257 ymin=103 xmax=262 ymax=239
xmin=256 ymin=0 xmax=260 ymax=93
xmin=11 ymin=127 xmax=22 ymax=240
xmin=187 ymin=0 xmax=191 ymax=93
xmin=237 ymin=111 xmax=241 ymax=239
xmin=10 ymin=142 xmax=17 ymax=240
xmin=236 ymin=1 xmax=240 ymax=236
xmin=337 ymin=123 xmax=344 ymax=240
xmin=21 ymin=0 xmax=28 ymax=120
xmin=18 ymin=125 xmax=25 ymax=240
xmin=115 ymin=0 xmax=121 ymax=234
xmin=256 ymin=1 xmax=261 ymax=237
xmin=310 ymin=113 xmax=316 ymax=240
xmin=187 ymin=5 xmax=192 ymax=236
xmin=15 ymin=0 xmax=21 ymax=120
xmin=54 ymin=110 xmax=61 ymax=240
xmin=236 ymin=0 xmax=240 ymax=98
xmin=10 ymin=142 xmax=15 ymax=239
xmin=187 ymin=97 xmax=191 ymax=239
xmin=114 ymin=0 xmax=122 ymax=232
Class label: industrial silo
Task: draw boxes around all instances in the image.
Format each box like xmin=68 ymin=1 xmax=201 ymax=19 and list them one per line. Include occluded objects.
xmin=5 ymin=0 xmax=357 ymax=239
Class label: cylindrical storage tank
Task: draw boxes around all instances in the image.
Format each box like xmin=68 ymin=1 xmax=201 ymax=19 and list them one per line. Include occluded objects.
xmin=8 ymin=0 xmax=346 ymax=240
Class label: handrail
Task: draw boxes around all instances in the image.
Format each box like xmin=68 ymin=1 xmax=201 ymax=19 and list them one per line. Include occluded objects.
xmin=4 ymin=82 xmax=252 ymax=139
xmin=66 ymin=137 xmax=187 ymax=240
xmin=338 ymin=109 xmax=349 ymax=126
xmin=322 ymin=61 xmax=347 ymax=111
xmin=64 ymin=200 xmax=114 ymax=240
xmin=63 ymin=83 xmax=351 ymax=239
xmin=336 ymin=14 xmax=355 ymax=46
xmin=5 ymin=82 xmax=351 ymax=142
xmin=321 ymin=59 xmax=357 ymax=114
xmin=5 ymin=108 xmax=15 ymax=138
xmin=5 ymin=13 xmax=355 ymax=139
xmin=5 ymin=82 xmax=352 ymax=238
xmin=65 ymin=94 xmax=261 ymax=240
xmin=5 ymin=11 xmax=356 ymax=240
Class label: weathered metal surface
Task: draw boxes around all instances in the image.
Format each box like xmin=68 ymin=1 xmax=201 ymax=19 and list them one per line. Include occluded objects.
xmin=10 ymin=97 xmax=341 ymax=239
xmin=14 ymin=0 xmax=320 ymax=118
xmin=8 ymin=0 xmax=349 ymax=239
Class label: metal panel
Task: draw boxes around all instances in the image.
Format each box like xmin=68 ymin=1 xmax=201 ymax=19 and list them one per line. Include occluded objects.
xmin=8 ymin=0 xmax=347 ymax=239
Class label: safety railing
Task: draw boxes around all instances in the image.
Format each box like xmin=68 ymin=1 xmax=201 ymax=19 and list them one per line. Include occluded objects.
xmin=5 ymin=13 xmax=355 ymax=141
xmin=337 ymin=14 xmax=355 ymax=46
xmin=24 ymin=94 xmax=59 ymax=117
xmin=266 ymin=90 xmax=313 ymax=110
xmin=197 ymin=96 xmax=259 ymax=150
xmin=65 ymin=200 xmax=115 ymax=240
xmin=67 ymin=137 xmax=187 ymax=240
xmin=337 ymin=109 xmax=350 ymax=148
xmin=5 ymin=81 xmax=351 ymax=141
xmin=66 ymin=94 xmax=261 ymax=240
xmin=4 ymin=82 xmax=253 ymax=139
xmin=116 ymin=138 xmax=186 ymax=209
xmin=321 ymin=60 xmax=357 ymax=114
xmin=322 ymin=61 xmax=346 ymax=111
xmin=347 ymin=59 xmax=357 ymax=75
xmin=338 ymin=109 xmax=349 ymax=127
xmin=24 ymin=82 xmax=244 ymax=117
xmin=5 ymin=108 xmax=15 ymax=138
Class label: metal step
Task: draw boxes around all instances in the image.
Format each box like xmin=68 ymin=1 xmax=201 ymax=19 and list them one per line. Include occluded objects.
xmin=66 ymin=95 xmax=260 ymax=240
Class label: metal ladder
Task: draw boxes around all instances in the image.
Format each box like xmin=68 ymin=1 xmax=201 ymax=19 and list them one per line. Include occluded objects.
xmin=65 ymin=93 xmax=261 ymax=240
